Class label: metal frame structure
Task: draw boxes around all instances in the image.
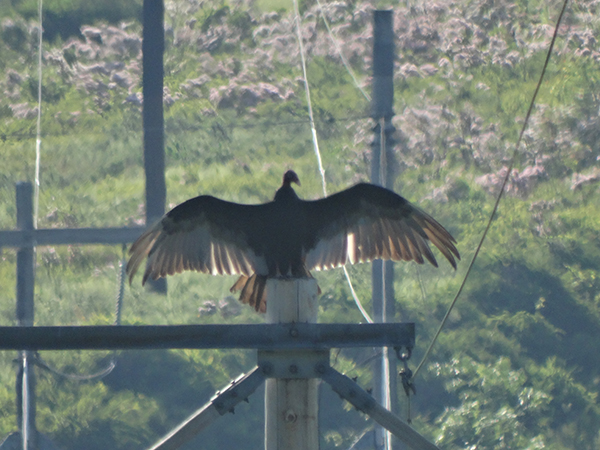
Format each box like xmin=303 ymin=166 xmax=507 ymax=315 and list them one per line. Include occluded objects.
xmin=0 ymin=5 xmax=443 ymax=450
xmin=0 ymin=322 xmax=436 ymax=450
xmin=0 ymin=182 xmax=437 ymax=450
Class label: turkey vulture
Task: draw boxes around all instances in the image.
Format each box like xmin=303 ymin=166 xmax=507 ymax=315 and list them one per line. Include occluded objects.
xmin=127 ymin=170 xmax=459 ymax=312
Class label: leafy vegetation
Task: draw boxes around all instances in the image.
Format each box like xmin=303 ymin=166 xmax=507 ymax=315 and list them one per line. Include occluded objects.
xmin=1 ymin=0 xmax=600 ymax=448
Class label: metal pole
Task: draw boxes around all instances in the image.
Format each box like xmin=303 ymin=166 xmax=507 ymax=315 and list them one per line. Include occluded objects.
xmin=16 ymin=182 xmax=36 ymax=450
xmin=371 ymin=10 xmax=399 ymax=450
xmin=142 ymin=0 xmax=167 ymax=293
xmin=265 ymin=279 xmax=320 ymax=450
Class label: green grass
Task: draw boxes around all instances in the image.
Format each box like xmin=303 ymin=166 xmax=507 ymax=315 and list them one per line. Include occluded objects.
xmin=254 ymin=0 xmax=292 ymax=13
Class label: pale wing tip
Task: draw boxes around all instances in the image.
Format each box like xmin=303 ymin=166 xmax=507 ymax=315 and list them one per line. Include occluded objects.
xmin=127 ymin=269 xmax=136 ymax=286
xmin=141 ymin=269 xmax=151 ymax=286
xmin=126 ymin=252 xmax=143 ymax=285
xmin=427 ymin=254 xmax=439 ymax=268
xmin=441 ymin=243 xmax=459 ymax=270
xmin=416 ymin=216 xmax=460 ymax=269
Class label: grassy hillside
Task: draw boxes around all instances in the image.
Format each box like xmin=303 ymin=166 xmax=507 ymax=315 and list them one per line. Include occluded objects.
xmin=2 ymin=0 xmax=600 ymax=448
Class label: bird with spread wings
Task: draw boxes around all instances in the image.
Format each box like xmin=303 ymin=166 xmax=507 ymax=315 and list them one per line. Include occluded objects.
xmin=127 ymin=170 xmax=460 ymax=312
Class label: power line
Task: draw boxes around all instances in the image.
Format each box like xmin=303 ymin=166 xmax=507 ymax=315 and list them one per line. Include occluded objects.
xmin=293 ymin=0 xmax=327 ymax=194
xmin=33 ymin=0 xmax=43 ymax=230
xmin=0 ymin=114 xmax=371 ymax=142
xmin=315 ymin=0 xmax=371 ymax=102
xmin=33 ymin=246 xmax=126 ymax=382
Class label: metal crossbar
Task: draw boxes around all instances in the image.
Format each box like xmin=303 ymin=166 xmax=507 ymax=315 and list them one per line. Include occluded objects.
xmin=0 ymin=226 xmax=144 ymax=248
xmin=0 ymin=323 xmax=414 ymax=351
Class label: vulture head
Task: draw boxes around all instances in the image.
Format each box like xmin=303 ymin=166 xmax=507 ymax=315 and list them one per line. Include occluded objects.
xmin=282 ymin=170 xmax=301 ymax=187
xmin=127 ymin=171 xmax=460 ymax=313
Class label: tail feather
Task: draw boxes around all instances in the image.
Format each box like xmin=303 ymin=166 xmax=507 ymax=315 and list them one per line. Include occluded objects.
xmin=231 ymin=274 xmax=268 ymax=313
xmin=230 ymin=273 xmax=322 ymax=314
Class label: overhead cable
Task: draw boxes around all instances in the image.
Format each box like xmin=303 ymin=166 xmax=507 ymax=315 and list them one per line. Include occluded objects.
xmin=412 ymin=0 xmax=570 ymax=380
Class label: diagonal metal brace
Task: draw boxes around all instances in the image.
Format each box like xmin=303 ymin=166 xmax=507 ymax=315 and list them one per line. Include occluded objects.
xmin=149 ymin=367 xmax=265 ymax=450
xmin=319 ymin=366 xmax=440 ymax=450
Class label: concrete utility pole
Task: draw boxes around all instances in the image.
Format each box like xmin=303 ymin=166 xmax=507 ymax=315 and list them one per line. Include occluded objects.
xmin=142 ymin=0 xmax=167 ymax=293
xmin=371 ymin=10 xmax=400 ymax=450
xmin=264 ymin=279 xmax=320 ymax=450
xmin=16 ymin=182 xmax=37 ymax=450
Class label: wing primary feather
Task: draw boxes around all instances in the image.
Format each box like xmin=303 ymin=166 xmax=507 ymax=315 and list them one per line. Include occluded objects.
xmin=163 ymin=253 xmax=174 ymax=276
xmin=239 ymin=251 xmax=254 ymax=275
xmin=352 ymin=224 xmax=362 ymax=262
xmin=340 ymin=231 xmax=349 ymax=266
xmin=227 ymin=246 xmax=241 ymax=274
xmin=423 ymin=228 xmax=458 ymax=269
xmin=148 ymin=247 xmax=166 ymax=279
xmin=363 ymin=222 xmax=375 ymax=261
xmin=210 ymin=243 xmax=218 ymax=275
xmin=405 ymin=227 xmax=425 ymax=264
xmin=377 ymin=219 xmax=393 ymax=260
xmin=327 ymin=234 xmax=343 ymax=269
xmin=181 ymin=234 xmax=193 ymax=271
xmin=197 ymin=229 xmax=211 ymax=272
xmin=127 ymin=229 xmax=160 ymax=284
xmin=224 ymin=245 xmax=238 ymax=274
xmin=215 ymin=243 xmax=226 ymax=275
xmin=393 ymin=222 xmax=412 ymax=262
xmin=347 ymin=232 xmax=356 ymax=265
xmin=222 ymin=245 xmax=234 ymax=274
xmin=356 ymin=222 xmax=369 ymax=262
xmin=413 ymin=231 xmax=438 ymax=267
xmin=386 ymin=221 xmax=403 ymax=260
xmin=335 ymin=232 xmax=346 ymax=268
xmin=224 ymin=245 xmax=235 ymax=274
xmin=369 ymin=220 xmax=383 ymax=259
xmin=325 ymin=237 xmax=335 ymax=269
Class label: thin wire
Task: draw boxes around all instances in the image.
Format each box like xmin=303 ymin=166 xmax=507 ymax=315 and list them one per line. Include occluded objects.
xmin=412 ymin=0 xmax=569 ymax=380
xmin=2 ymin=114 xmax=373 ymax=142
xmin=114 ymin=244 xmax=126 ymax=326
xmin=315 ymin=0 xmax=371 ymax=102
xmin=343 ymin=267 xmax=373 ymax=323
xmin=346 ymin=425 xmax=374 ymax=450
xmin=35 ymin=247 xmax=126 ymax=382
xmin=292 ymin=0 xmax=327 ymax=193
xmin=415 ymin=265 xmax=427 ymax=304
xmin=292 ymin=0 xmax=372 ymax=324
xmin=33 ymin=0 xmax=43 ymax=228
xmin=34 ymin=354 xmax=116 ymax=381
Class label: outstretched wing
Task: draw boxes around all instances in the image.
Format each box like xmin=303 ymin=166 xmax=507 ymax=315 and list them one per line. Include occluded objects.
xmin=126 ymin=195 xmax=269 ymax=284
xmin=303 ymin=183 xmax=460 ymax=271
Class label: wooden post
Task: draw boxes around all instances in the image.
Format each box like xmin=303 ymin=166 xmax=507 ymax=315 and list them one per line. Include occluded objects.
xmin=15 ymin=182 xmax=37 ymax=450
xmin=265 ymin=279 xmax=319 ymax=450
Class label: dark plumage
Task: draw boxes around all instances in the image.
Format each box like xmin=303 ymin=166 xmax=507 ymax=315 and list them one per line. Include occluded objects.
xmin=127 ymin=170 xmax=460 ymax=312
